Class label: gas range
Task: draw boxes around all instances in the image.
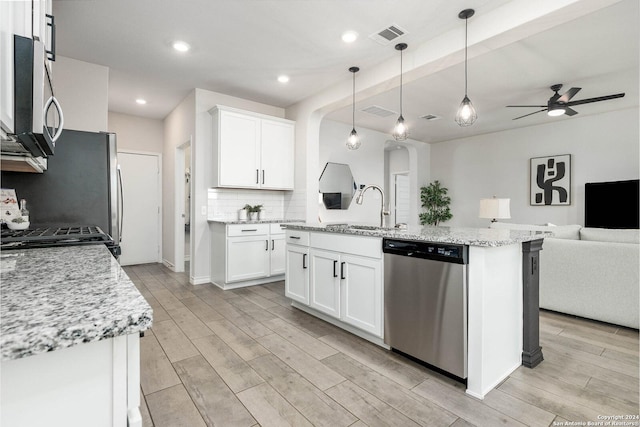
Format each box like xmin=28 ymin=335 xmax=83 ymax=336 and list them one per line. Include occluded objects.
xmin=1 ymin=226 xmax=120 ymax=257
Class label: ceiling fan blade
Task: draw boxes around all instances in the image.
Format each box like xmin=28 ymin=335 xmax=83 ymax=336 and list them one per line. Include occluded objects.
xmin=564 ymin=107 xmax=578 ymax=116
xmin=558 ymin=87 xmax=581 ymax=103
xmin=506 ymin=105 xmax=547 ymax=108
xmin=512 ymin=109 xmax=547 ymax=120
xmin=567 ymin=93 xmax=625 ymax=106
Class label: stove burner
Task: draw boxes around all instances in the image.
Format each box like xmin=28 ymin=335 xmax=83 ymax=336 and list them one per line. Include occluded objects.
xmin=1 ymin=226 xmax=111 ymax=246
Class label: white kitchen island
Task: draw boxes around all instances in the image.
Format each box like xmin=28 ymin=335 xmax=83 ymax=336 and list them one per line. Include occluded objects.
xmin=0 ymin=245 xmax=153 ymax=427
xmin=283 ymin=223 xmax=548 ymax=399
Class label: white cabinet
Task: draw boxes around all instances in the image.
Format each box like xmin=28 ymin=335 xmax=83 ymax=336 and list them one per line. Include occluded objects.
xmin=285 ymin=231 xmax=383 ymax=339
xmin=309 ymin=249 xmax=341 ymax=318
xmin=285 ymin=229 xmax=310 ymax=304
xmin=227 ymin=235 xmax=270 ymax=282
xmin=261 ymin=119 xmax=294 ymax=189
xmin=210 ymin=222 xmax=287 ymax=289
xmin=210 ymin=105 xmax=294 ymax=190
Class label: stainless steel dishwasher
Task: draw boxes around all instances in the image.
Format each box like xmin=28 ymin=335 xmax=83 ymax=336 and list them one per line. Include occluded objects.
xmin=383 ymin=238 xmax=468 ymax=379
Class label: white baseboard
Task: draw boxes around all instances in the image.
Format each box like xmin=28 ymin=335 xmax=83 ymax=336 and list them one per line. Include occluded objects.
xmin=162 ymin=259 xmax=175 ymax=271
xmin=190 ymin=275 xmax=211 ymax=285
xmin=210 ymin=275 xmax=285 ymax=290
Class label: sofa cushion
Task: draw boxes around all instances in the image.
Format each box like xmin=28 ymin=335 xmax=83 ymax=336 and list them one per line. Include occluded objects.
xmin=580 ymin=227 xmax=640 ymax=244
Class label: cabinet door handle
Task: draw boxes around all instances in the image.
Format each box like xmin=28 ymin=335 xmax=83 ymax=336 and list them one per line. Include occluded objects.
xmin=262 ymin=170 xmax=265 ymax=184
xmin=289 ymin=236 xmax=301 ymax=240
xmin=46 ymin=14 xmax=56 ymax=61
xmin=265 ymin=240 xmax=269 ymax=251
xmin=271 ymin=239 xmax=275 ymax=250
xmin=241 ymin=229 xmax=258 ymax=232
xmin=256 ymin=169 xmax=259 ymax=184
xmin=340 ymin=262 xmax=345 ymax=280
xmin=333 ymin=260 xmax=338 ymax=278
xmin=302 ymin=253 xmax=307 ymax=269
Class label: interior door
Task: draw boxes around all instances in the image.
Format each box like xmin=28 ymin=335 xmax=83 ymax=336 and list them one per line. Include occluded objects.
xmin=118 ymin=151 xmax=161 ymax=266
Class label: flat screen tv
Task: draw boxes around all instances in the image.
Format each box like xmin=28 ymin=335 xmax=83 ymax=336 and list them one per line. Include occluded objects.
xmin=585 ymin=179 xmax=639 ymax=229
xmin=322 ymin=192 xmax=342 ymax=210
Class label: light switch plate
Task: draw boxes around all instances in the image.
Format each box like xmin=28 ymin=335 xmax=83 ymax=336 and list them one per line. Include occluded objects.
xmin=201 ymin=206 xmax=207 ymax=216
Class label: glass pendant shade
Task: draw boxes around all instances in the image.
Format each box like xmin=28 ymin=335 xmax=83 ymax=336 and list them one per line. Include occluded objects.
xmin=455 ymin=95 xmax=477 ymax=126
xmin=346 ymin=66 xmax=361 ymax=150
xmin=393 ymin=115 xmax=408 ymax=141
xmin=456 ymin=9 xmax=477 ymax=127
xmin=346 ymin=128 xmax=361 ymax=150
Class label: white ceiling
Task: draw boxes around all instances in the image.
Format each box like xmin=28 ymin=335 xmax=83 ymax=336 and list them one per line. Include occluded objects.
xmin=53 ymin=0 xmax=638 ymax=143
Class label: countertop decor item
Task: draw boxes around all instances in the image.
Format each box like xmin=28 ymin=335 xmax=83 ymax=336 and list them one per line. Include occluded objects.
xmin=455 ymin=8 xmax=478 ymax=127
xmin=419 ymin=180 xmax=453 ymax=226
xmin=244 ymin=204 xmax=263 ymax=220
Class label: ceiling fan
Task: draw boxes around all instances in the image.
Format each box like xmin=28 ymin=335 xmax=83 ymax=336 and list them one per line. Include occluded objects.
xmin=507 ymin=84 xmax=625 ymax=120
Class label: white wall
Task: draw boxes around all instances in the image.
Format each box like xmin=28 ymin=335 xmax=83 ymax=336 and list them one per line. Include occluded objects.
xmin=108 ymin=112 xmax=163 ymax=153
xmin=54 ymin=56 xmax=108 ymax=132
xmin=430 ymin=107 xmax=639 ymax=227
xmin=318 ymin=119 xmax=430 ymax=226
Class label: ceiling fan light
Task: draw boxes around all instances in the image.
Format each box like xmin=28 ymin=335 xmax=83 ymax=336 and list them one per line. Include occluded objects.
xmin=346 ymin=128 xmax=361 ymax=150
xmin=455 ymin=95 xmax=477 ymax=126
xmin=393 ymin=115 xmax=408 ymax=141
xmin=547 ymin=106 xmax=566 ymax=117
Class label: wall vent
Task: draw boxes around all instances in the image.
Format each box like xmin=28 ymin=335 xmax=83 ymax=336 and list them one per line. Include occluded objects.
xmin=369 ymin=24 xmax=408 ymax=45
xmin=362 ymin=105 xmax=396 ymax=117
xmin=420 ymin=114 xmax=441 ymax=121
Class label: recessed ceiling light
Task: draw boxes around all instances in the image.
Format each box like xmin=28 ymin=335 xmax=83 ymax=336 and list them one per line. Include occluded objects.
xmin=277 ymin=75 xmax=290 ymax=83
xmin=342 ymin=31 xmax=358 ymax=43
xmin=136 ymin=99 xmax=147 ymax=105
xmin=172 ymin=41 xmax=191 ymax=52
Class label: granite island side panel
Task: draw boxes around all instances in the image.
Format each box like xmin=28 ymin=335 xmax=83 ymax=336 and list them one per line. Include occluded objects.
xmin=1 ymin=245 xmax=153 ymax=361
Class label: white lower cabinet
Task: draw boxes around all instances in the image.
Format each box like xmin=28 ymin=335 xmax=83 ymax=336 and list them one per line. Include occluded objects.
xmin=227 ymin=235 xmax=270 ymax=282
xmin=210 ymin=222 xmax=286 ymax=289
xmin=285 ymin=230 xmax=383 ymax=339
xmin=285 ymin=244 xmax=309 ymax=304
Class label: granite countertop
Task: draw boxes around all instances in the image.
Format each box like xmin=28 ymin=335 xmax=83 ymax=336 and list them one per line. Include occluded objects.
xmin=0 ymin=245 xmax=153 ymax=361
xmin=208 ymin=218 xmax=305 ymax=225
xmin=283 ymin=223 xmax=550 ymax=247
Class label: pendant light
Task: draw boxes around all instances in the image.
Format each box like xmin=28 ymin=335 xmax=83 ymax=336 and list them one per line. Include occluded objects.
xmin=455 ymin=8 xmax=477 ymax=127
xmin=346 ymin=66 xmax=361 ymax=150
xmin=392 ymin=43 xmax=408 ymax=141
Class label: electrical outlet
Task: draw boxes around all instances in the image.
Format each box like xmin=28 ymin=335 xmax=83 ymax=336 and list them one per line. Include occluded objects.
xmin=201 ymin=206 xmax=207 ymax=216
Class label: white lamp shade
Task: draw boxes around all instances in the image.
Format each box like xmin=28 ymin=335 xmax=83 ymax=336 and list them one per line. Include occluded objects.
xmin=479 ymin=197 xmax=511 ymax=220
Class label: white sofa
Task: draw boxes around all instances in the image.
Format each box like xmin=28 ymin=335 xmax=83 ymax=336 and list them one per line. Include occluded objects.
xmin=491 ymin=222 xmax=639 ymax=329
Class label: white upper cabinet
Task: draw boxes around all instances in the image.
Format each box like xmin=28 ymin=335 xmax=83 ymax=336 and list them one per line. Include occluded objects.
xmin=261 ymin=119 xmax=294 ymax=189
xmin=210 ymin=105 xmax=294 ymax=190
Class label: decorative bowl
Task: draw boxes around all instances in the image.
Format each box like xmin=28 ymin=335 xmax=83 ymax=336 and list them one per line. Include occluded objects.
xmin=7 ymin=221 xmax=30 ymax=230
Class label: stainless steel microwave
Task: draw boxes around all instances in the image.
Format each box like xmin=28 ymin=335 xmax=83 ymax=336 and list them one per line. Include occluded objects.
xmin=10 ymin=34 xmax=63 ymax=158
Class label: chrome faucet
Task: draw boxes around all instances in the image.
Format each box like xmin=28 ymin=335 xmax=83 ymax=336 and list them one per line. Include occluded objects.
xmin=356 ymin=184 xmax=390 ymax=228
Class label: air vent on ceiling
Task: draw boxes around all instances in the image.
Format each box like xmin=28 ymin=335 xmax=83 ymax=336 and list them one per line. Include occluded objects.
xmin=420 ymin=114 xmax=441 ymax=121
xmin=369 ymin=24 xmax=408 ymax=46
xmin=362 ymin=105 xmax=396 ymax=117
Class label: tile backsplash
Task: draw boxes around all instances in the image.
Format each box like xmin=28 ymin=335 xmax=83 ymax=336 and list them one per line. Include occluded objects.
xmin=208 ymin=188 xmax=287 ymax=221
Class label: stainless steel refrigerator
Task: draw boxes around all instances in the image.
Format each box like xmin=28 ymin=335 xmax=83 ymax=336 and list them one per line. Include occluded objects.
xmin=1 ymin=129 xmax=122 ymax=253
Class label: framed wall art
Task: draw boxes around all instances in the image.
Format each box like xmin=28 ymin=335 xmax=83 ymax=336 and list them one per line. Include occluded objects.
xmin=530 ymin=154 xmax=571 ymax=206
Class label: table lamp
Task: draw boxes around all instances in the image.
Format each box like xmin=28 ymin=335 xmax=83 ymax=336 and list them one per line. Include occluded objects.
xmin=479 ymin=196 xmax=511 ymax=223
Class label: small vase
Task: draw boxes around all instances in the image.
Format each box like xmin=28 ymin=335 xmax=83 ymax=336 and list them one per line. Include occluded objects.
xmin=238 ymin=209 xmax=247 ymax=221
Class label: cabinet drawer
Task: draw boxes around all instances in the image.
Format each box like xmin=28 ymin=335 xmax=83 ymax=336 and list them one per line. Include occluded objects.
xmin=310 ymin=232 xmax=382 ymax=259
xmin=270 ymin=223 xmax=287 ymax=235
xmin=227 ymin=224 xmax=269 ymax=237
xmin=286 ymin=230 xmax=309 ymax=246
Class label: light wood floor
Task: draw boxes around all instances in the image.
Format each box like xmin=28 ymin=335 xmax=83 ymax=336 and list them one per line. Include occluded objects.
xmin=123 ymin=263 xmax=640 ymax=427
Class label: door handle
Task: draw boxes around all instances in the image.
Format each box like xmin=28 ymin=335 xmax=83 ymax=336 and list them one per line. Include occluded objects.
xmin=262 ymin=170 xmax=265 ymax=185
xmin=333 ymin=260 xmax=338 ymax=278
xmin=271 ymin=239 xmax=274 ymax=250
xmin=289 ymin=236 xmax=301 ymax=240
xmin=302 ymin=253 xmax=307 ymax=269
xmin=340 ymin=262 xmax=345 ymax=280
xmin=46 ymin=14 xmax=56 ymax=61
xmin=256 ymin=169 xmax=259 ymax=184
xmin=265 ymin=240 xmax=269 ymax=251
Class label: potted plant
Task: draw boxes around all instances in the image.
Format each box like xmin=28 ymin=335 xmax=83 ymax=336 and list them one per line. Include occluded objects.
xmin=244 ymin=204 xmax=263 ymax=220
xmin=419 ymin=180 xmax=453 ymax=226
